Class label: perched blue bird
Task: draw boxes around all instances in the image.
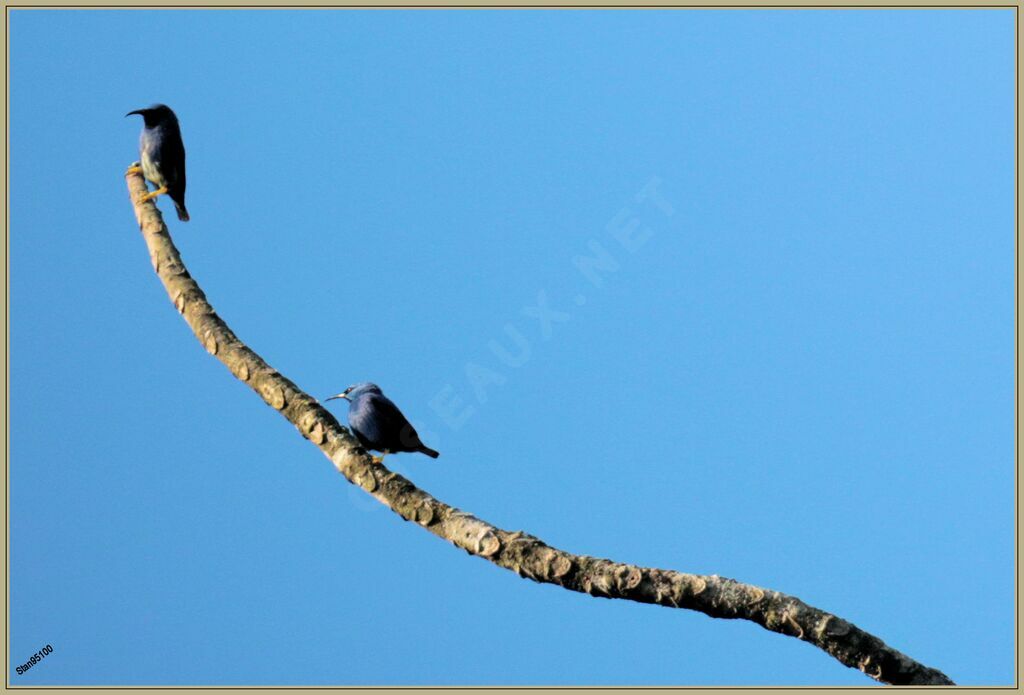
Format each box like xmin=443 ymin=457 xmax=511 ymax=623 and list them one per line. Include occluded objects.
xmin=126 ymin=104 xmax=190 ymax=221
xmin=326 ymin=383 xmax=439 ymax=463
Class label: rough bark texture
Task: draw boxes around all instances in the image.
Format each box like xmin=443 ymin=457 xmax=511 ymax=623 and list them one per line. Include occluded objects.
xmin=125 ymin=168 xmax=954 ymax=686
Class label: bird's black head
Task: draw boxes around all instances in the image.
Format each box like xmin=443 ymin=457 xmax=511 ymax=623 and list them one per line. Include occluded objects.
xmin=125 ymin=104 xmax=178 ymax=128
xmin=325 ymin=382 xmax=382 ymax=402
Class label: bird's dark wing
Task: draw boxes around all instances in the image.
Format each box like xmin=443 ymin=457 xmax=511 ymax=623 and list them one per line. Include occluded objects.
xmin=365 ymin=393 xmax=427 ymax=453
xmin=161 ymin=123 xmax=187 ymax=195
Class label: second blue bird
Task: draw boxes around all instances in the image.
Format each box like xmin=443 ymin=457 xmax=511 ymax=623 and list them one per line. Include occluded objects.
xmin=126 ymin=104 xmax=190 ymax=221
xmin=326 ymin=383 xmax=440 ymax=463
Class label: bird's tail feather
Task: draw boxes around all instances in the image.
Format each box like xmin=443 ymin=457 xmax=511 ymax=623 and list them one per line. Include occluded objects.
xmin=419 ymin=446 xmax=440 ymax=459
xmin=174 ymin=201 xmax=190 ymax=222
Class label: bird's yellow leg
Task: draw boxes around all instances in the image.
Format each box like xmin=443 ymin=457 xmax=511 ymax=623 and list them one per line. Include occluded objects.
xmin=125 ymin=163 xmax=143 ymax=176
xmin=371 ymin=452 xmax=387 ymax=465
xmin=139 ymin=186 xmax=168 ymax=203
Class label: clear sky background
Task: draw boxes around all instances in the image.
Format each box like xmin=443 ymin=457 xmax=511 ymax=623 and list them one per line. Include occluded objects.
xmin=9 ymin=9 xmax=1014 ymax=686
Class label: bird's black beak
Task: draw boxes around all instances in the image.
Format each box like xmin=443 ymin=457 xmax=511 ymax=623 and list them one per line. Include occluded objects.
xmin=125 ymin=109 xmax=146 ymax=118
xmin=325 ymin=393 xmax=349 ymax=402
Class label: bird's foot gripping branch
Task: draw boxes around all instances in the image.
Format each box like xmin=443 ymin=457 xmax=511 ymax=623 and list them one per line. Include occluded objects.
xmin=123 ymin=164 xmax=955 ymax=686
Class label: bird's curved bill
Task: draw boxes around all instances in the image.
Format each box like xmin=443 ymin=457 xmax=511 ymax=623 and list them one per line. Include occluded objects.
xmin=125 ymin=109 xmax=145 ymax=117
xmin=325 ymin=393 xmax=349 ymax=401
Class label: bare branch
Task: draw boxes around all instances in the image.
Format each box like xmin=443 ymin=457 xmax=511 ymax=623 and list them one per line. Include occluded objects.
xmin=124 ymin=168 xmax=954 ymax=686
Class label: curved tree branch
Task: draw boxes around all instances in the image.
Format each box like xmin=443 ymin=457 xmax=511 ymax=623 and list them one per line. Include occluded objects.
xmin=124 ymin=168 xmax=954 ymax=686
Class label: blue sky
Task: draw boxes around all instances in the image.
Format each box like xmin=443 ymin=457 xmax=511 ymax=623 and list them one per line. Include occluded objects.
xmin=9 ymin=9 xmax=1014 ymax=686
